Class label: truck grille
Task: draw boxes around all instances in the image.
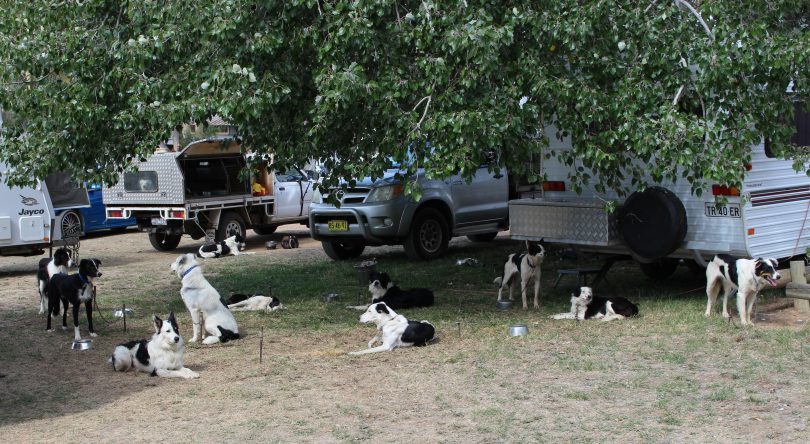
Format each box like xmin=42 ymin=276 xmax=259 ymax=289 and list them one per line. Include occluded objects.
xmin=324 ymin=187 xmax=371 ymax=205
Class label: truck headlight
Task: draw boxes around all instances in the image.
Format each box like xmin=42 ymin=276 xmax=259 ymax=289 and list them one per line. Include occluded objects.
xmin=365 ymin=184 xmax=404 ymax=203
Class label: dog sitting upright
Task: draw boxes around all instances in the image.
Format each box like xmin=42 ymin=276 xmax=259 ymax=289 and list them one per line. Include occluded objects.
xmin=551 ymin=286 xmax=639 ymax=321
xmin=171 ymin=253 xmax=240 ymax=344
xmin=705 ymin=255 xmax=780 ymax=325
xmin=46 ymin=258 xmax=102 ymax=340
xmin=494 ymin=240 xmax=545 ymax=309
xmin=197 ymin=234 xmax=246 ymax=258
xmin=109 ymin=312 xmax=199 ymax=379
xmin=348 ymin=302 xmax=435 ymax=355
xmin=36 ymin=247 xmax=72 ymax=314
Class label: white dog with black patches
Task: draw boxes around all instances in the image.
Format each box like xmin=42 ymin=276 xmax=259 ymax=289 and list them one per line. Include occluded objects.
xmin=197 ymin=234 xmax=249 ymax=258
xmin=494 ymin=240 xmax=545 ymax=309
xmin=705 ymin=254 xmax=780 ymax=325
xmin=171 ymin=253 xmax=240 ymax=344
xmin=109 ymin=312 xmax=199 ymax=379
xmin=227 ymin=294 xmax=284 ymax=312
xmin=348 ymin=302 xmax=435 ymax=355
xmin=551 ymin=286 xmax=639 ymax=321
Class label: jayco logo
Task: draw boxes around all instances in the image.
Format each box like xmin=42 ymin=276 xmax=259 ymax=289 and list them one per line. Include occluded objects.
xmin=20 ymin=195 xmax=39 ymax=206
xmin=19 ymin=208 xmax=45 ymax=216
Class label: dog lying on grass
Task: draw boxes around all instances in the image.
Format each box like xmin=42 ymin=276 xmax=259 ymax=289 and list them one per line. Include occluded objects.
xmin=348 ymin=302 xmax=435 ymax=355
xmin=550 ymin=286 xmax=639 ymax=321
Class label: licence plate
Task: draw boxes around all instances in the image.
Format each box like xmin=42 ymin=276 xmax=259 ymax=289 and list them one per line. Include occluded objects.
xmin=328 ymin=220 xmax=349 ymax=231
xmin=151 ymin=217 xmax=167 ymax=226
xmin=705 ymin=202 xmax=741 ymax=218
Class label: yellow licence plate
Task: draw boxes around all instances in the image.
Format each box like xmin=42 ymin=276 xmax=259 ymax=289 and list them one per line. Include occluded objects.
xmin=328 ymin=220 xmax=349 ymax=231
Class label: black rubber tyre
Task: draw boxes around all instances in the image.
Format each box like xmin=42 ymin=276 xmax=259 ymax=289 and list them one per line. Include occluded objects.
xmin=321 ymin=240 xmax=365 ymax=260
xmin=216 ymin=212 xmax=247 ymax=242
xmin=404 ymin=207 xmax=450 ymax=260
xmin=252 ymin=224 xmax=278 ymax=236
xmin=467 ymin=232 xmax=498 ymax=242
xmin=148 ymin=231 xmax=182 ymax=251
xmin=618 ymin=187 xmax=687 ymax=260
xmin=60 ymin=211 xmax=84 ymax=238
xmin=639 ymin=258 xmax=680 ymax=281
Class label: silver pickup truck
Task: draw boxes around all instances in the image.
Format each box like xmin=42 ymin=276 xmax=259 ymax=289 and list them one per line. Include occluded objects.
xmin=309 ymin=163 xmax=509 ymax=260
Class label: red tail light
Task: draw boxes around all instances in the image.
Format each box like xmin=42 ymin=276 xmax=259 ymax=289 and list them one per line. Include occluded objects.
xmin=542 ymin=181 xmax=566 ymax=192
xmin=170 ymin=211 xmax=185 ymax=219
xmin=108 ymin=209 xmax=124 ymax=218
xmin=711 ymin=184 xmax=740 ymax=196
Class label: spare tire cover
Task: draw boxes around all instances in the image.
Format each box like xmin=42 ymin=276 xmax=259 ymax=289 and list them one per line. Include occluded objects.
xmin=617 ymin=187 xmax=687 ymax=260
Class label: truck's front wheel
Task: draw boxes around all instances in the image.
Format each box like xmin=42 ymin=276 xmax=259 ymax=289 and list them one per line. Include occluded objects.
xmin=322 ymin=240 xmax=365 ymax=260
xmin=149 ymin=232 xmax=182 ymax=251
xmin=404 ymin=207 xmax=449 ymax=260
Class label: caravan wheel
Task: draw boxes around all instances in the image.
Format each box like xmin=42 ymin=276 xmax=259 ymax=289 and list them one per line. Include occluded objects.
xmin=639 ymin=258 xmax=679 ymax=280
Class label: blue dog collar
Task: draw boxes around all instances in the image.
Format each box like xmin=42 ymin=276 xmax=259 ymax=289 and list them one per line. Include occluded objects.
xmin=78 ymin=273 xmax=89 ymax=285
xmin=181 ymin=265 xmax=199 ymax=278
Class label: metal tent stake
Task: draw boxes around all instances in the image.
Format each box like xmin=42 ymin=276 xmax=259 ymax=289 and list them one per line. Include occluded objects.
xmin=123 ymin=303 xmax=127 ymax=332
xmin=259 ymin=327 xmax=264 ymax=364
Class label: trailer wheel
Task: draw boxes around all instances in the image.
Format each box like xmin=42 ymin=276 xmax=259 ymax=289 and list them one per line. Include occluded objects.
xmin=403 ymin=207 xmax=449 ymax=260
xmin=618 ymin=187 xmax=687 ymax=260
xmin=60 ymin=211 xmax=84 ymax=238
xmin=149 ymin=232 xmax=182 ymax=251
xmin=252 ymin=224 xmax=277 ymax=236
xmin=216 ymin=212 xmax=246 ymax=242
xmin=639 ymin=258 xmax=680 ymax=280
xmin=321 ymin=240 xmax=365 ymax=260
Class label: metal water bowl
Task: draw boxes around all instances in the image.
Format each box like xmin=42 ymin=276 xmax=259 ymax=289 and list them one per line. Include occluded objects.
xmin=71 ymin=339 xmax=93 ymax=350
xmin=508 ymin=324 xmax=529 ymax=337
xmin=496 ymin=300 xmax=513 ymax=310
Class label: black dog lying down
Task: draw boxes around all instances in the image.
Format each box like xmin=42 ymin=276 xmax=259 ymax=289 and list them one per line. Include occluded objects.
xmin=349 ymin=271 xmax=434 ymax=311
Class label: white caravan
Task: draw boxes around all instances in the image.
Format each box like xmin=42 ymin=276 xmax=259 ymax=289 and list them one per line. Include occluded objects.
xmin=509 ymin=109 xmax=810 ymax=279
xmin=0 ymin=164 xmax=90 ymax=256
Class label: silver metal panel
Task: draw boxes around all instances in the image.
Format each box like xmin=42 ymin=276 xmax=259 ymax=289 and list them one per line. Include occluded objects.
xmin=103 ymin=153 xmax=185 ymax=205
xmin=509 ymin=198 xmax=620 ymax=246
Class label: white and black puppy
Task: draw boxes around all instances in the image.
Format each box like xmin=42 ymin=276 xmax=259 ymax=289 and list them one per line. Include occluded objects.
xmin=551 ymin=286 xmax=639 ymax=321
xmin=227 ymin=294 xmax=284 ymax=312
xmin=494 ymin=240 xmax=545 ymax=309
xmin=348 ymin=302 xmax=435 ymax=355
xmin=171 ymin=253 xmax=240 ymax=344
xmin=350 ymin=271 xmax=434 ymax=311
xmin=36 ymin=247 xmax=72 ymax=314
xmin=197 ymin=234 xmax=247 ymax=258
xmin=46 ymin=258 xmax=102 ymax=340
xmin=705 ymin=254 xmax=780 ymax=325
xmin=109 ymin=312 xmax=199 ymax=379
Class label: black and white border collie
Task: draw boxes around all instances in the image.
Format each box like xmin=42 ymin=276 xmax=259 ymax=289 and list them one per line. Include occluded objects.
xmin=551 ymin=286 xmax=639 ymax=321
xmin=494 ymin=240 xmax=545 ymax=309
xmin=705 ymin=255 xmax=780 ymax=325
xmin=109 ymin=312 xmax=199 ymax=379
xmin=227 ymin=293 xmax=284 ymax=312
xmin=171 ymin=253 xmax=240 ymax=344
xmin=36 ymin=247 xmax=72 ymax=314
xmin=348 ymin=302 xmax=435 ymax=355
xmin=46 ymin=258 xmax=102 ymax=340
xmin=361 ymin=271 xmax=434 ymax=310
xmin=197 ymin=234 xmax=246 ymax=258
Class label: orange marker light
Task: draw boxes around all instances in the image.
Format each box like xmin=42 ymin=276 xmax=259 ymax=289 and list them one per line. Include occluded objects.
xmin=747 ymin=228 xmax=756 ymax=236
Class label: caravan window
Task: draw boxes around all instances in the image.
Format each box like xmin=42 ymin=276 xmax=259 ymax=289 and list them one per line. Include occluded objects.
xmin=124 ymin=171 xmax=158 ymax=192
xmin=765 ymin=102 xmax=809 ymax=158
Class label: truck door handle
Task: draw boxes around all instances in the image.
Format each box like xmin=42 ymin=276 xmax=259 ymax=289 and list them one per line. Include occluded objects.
xmin=278 ymin=187 xmax=285 ymax=191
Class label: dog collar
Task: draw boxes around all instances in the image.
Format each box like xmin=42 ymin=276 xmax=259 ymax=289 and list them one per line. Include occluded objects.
xmin=78 ymin=273 xmax=89 ymax=285
xmin=181 ymin=265 xmax=199 ymax=278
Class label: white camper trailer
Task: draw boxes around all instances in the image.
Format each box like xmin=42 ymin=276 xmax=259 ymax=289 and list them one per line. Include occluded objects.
xmin=0 ymin=164 xmax=90 ymax=257
xmin=509 ymin=110 xmax=810 ymax=279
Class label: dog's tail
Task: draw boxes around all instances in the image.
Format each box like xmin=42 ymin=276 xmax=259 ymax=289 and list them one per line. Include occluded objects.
xmin=217 ymin=326 xmax=241 ymax=343
xmin=493 ymin=276 xmax=502 ymax=286
xmin=110 ymin=345 xmax=133 ymax=372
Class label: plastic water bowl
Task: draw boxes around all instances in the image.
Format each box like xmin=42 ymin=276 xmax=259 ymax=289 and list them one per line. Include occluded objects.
xmin=496 ymin=300 xmax=513 ymax=310
xmin=71 ymin=339 xmax=93 ymax=350
xmin=323 ymin=293 xmax=341 ymax=302
xmin=508 ymin=324 xmax=528 ymax=337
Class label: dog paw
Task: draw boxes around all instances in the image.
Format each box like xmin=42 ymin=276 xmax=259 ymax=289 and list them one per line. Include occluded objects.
xmin=185 ymin=371 xmax=200 ymax=379
xmin=90 ymin=332 xmax=98 ymax=338
xmin=47 ymin=329 xmax=54 ymax=333
xmin=188 ymin=338 xmax=198 ymax=343
xmin=61 ymin=326 xmax=68 ymax=331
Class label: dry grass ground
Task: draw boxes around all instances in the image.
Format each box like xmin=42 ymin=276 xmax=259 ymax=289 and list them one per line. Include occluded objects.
xmin=1 ymin=226 xmax=809 ymax=443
